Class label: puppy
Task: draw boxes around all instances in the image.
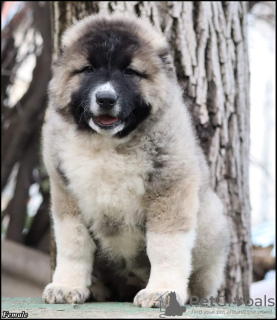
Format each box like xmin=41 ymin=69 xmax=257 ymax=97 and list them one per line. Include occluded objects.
xmin=42 ymin=13 xmax=230 ymax=307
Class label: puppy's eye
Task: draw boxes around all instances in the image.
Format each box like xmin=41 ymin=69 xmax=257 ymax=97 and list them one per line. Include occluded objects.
xmin=83 ymin=66 xmax=95 ymax=74
xmin=124 ymin=68 xmax=137 ymax=76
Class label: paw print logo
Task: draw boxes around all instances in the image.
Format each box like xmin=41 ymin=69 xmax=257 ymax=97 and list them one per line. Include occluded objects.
xmin=233 ymin=296 xmax=244 ymax=307
xmin=156 ymin=291 xmax=186 ymax=318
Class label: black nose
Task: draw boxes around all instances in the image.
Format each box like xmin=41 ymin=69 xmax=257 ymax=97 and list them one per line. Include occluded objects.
xmin=96 ymin=92 xmax=117 ymax=110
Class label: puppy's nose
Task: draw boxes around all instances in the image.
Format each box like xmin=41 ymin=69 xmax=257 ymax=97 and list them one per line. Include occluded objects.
xmin=96 ymin=92 xmax=117 ymax=110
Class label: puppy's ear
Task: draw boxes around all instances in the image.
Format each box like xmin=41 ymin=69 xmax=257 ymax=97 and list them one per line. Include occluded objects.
xmin=50 ymin=44 xmax=65 ymax=72
xmin=158 ymin=48 xmax=176 ymax=78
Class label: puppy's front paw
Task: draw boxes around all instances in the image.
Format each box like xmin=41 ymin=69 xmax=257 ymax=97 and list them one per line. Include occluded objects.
xmin=134 ymin=288 xmax=185 ymax=308
xmin=43 ymin=283 xmax=89 ymax=304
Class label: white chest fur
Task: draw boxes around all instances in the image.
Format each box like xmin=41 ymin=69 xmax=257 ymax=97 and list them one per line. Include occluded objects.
xmin=59 ymin=131 xmax=148 ymax=259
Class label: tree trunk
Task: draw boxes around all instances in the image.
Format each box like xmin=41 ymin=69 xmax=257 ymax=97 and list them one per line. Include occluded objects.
xmin=51 ymin=1 xmax=251 ymax=299
xmin=2 ymin=2 xmax=52 ymax=251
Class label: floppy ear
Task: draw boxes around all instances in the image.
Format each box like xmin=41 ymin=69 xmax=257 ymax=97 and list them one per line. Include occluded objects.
xmin=158 ymin=48 xmax=176 ymax=78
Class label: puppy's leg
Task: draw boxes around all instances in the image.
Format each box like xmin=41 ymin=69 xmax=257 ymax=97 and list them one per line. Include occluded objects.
xmin=134 ymin=185 xmax=198 ymax=308
xmin=189 ymin=190 xmax=230 ymax=299
xmin=43 ymin=181 xmax=96 ymax=304
xmin=134 ymin=231 xmax=195 ymax=307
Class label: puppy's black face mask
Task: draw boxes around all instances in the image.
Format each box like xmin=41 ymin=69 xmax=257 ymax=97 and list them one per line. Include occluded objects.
xmin=69 ymin=25 xmax=152 ymax=138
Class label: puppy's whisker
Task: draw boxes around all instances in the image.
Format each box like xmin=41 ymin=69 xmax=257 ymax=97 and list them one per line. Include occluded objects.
xmin=77 ymin=100 xmax=90 ymax=113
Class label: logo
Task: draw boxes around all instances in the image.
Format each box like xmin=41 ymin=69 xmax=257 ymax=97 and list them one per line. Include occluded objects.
xmin=156 ymin=291 xmax=186 ymax=318
xmin=189 ymin=295 xmax=275 ymax=307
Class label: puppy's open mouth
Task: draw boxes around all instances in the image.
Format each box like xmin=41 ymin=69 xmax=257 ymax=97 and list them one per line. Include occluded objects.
xmin=93 ymin=115 xmax=121 ymax=128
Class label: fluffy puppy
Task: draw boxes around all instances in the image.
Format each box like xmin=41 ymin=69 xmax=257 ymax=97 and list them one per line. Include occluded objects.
xmin=42 ymin=12 xmax=230 ymax=307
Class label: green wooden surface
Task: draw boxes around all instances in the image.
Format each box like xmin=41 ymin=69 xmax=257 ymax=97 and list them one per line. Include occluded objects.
xmin=1 ymin=298 xmax=276 ymax=319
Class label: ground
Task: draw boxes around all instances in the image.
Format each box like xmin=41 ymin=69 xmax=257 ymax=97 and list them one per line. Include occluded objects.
xmin=1 ymin=298 xmax=275 ymax=319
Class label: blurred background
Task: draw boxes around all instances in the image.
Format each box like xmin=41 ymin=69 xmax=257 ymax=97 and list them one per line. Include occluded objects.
xmin=1 ymin=1 xmax=276 ymax=300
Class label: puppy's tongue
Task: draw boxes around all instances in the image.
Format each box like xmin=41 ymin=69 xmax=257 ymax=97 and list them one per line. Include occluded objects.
xmin=96 ymin=115 xmax=118 ymax=125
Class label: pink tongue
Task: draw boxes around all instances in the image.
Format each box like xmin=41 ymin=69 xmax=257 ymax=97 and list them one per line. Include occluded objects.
xmin=96 ymin=115 xmax=118 ymax=125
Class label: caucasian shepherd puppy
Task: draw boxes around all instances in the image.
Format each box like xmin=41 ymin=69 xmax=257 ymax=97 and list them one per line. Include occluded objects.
xmin=42 ymin=13 xmax=230 ymax=307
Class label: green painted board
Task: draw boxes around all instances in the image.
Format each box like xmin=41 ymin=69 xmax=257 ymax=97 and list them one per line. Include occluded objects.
xmin=1 ymin=298 xmax=276 ymax=319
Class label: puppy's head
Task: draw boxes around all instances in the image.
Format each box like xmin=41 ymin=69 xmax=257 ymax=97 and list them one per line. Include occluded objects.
xmin=50 ymin=13 xmax=176 ymax=137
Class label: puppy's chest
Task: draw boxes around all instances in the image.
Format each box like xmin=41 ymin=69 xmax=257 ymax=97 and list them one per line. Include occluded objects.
xmin=61 ymin=141 xmax=148 ymax=261
xmin=61 ymin=141 xmax=148 ymax=223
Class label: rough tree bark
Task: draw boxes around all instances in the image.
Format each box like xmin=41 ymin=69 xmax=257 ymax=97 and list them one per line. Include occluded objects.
xmin=2 ymin=2 xmax=52 ymax=252
xmin=50 ymin=1 xmax=251 ymax=299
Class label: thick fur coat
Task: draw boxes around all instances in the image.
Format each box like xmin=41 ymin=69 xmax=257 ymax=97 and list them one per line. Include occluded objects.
xmin=42 ymin=13 xmax=230 ymax=307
